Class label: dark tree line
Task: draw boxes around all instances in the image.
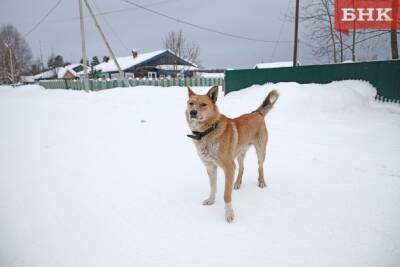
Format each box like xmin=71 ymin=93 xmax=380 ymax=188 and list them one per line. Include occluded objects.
xmin=0 ymin=23 xmax=114 ymax=84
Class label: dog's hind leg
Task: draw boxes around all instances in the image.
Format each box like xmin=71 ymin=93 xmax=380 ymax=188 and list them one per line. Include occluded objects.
xmin=202 ymin=163 xmax=217 ymax=205
xmin=234 ymin=151 xmax=246 ymax=190
xmin=254 ymin=131 xmax=268 ymax=188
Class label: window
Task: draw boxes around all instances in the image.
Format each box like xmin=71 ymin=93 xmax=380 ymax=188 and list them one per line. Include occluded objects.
xmin=148 ymin=72 xmax=157 ymax=79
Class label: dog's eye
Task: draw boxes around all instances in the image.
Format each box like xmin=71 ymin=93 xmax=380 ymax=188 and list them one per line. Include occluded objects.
xmin=201 ymin=103 xmax=207 ymax=107
xmin=189 ymin=102 xmax=194 ymax=106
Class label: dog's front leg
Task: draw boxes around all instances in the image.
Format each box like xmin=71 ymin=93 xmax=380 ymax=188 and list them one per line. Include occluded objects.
xmin=222 ymin=160 xmax=236 ymax=223
xmin=203 ymin=163 xmax=217 ymax=205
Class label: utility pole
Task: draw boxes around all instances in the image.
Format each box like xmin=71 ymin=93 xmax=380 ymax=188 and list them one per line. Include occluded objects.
xmin=390 ymin=0 xmax=399 ymax=59
xmin=83 ymin=0 xmax=129 ymax=87
xmin=79 ymin=0 xmax=90 ymax=91
xmin=293 ymin=0 xmax=300 ymax=67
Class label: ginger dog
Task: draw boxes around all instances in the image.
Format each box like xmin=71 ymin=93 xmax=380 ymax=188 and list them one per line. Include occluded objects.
xmin=185 ymin=86 xmax=279 ymax=222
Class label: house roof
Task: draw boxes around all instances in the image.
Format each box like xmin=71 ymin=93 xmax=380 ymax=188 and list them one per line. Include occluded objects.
xmin=254 ymin=61 xmax=293 ymax=69
xmin=57 ymin=64 xmax=80 ymax=79
xmin=94 ymin=50 xmax=196 ymax=73
xmin=33 ymin=64 xmax=83 ymax=80
xmin=33 ymin=69 xmax=56 ymax=80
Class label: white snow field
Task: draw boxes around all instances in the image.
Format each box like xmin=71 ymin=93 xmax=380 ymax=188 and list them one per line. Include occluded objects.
xmin=1 ymin=81 xmax=400 ymax=267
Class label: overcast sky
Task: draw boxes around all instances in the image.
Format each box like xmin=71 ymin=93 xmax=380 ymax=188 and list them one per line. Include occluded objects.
xmin=1 ymin=0 xmax=316 ymax=69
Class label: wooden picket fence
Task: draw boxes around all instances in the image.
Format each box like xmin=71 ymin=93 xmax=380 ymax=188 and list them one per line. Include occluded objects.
xmin=375 ymin=95 xmax=400 ymax=105
xmin=38 ymin=77 xmax=224 ymax=90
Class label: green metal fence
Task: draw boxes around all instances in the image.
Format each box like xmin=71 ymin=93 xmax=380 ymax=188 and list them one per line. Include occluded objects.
xmin=224 ymin=60 xmax=400 ymax=101
xmin=38 ymin=77 xmax=224 ymax=91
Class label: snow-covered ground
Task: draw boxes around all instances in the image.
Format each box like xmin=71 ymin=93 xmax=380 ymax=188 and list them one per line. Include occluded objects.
xmin=1 ymin=81 xmax=400 ymax=267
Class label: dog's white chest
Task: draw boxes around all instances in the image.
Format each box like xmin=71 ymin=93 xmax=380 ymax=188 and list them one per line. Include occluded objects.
xmin=195 ymin=142 xmax=219 ymax=164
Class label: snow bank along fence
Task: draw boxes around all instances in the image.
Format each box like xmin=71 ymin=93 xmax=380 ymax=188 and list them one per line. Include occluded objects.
xmin=224 ymin=60 xmax=400 ymax=102
xmin=38 ymin=77 xmax=224 ymax=90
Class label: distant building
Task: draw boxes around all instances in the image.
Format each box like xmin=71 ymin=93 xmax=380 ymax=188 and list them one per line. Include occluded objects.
xmin=192 ymin=69 xmax=225 ymax=78
xmin=32 ymin=64 xmax=84 ymax=81
xmin=20 ymin=76 xmax=35 ymax=84
xmin=92 ymin=49 xmax=197 ymax=78
xmin=254 ymin=61 xmax=294 ymax=69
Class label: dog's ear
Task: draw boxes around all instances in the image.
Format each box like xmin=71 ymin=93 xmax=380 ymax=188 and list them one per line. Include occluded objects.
xmin=206 ymin=86 xmax=219 ymax=102
xmin=187 ymin=87 xmax=196 ymax=98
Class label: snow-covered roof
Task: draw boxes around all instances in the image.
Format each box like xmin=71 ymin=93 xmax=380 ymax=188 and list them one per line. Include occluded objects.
xmin=94 ymin=50 xmax=165 ymax=73
xmin=254 ymin=61 xmax=293 ymax=69
xmin=57 ymin=64 xmax=80 ymax=79
xmin=33 ymin=69 xmax=56 ymax=80
xmin=33 ymin=64 xmax=82 ymax=80
xmin=65 ymin=63 xmax=82 ymax=70
xmin=94 ymin=50 xmax=196 ymax=73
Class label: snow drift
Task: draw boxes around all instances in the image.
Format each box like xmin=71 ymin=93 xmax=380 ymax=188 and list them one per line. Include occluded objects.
xmin=0 ymin=81 xmax=399 ymax=267
xmin=224 ymin=80 xmax=378 ymax=118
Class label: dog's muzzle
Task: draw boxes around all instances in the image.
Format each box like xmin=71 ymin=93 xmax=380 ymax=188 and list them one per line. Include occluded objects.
xmin=190 ymin=110 xmax=198 ymax=119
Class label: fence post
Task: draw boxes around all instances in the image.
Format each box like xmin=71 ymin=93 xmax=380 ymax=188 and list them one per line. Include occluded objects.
xmin=98 ymin=79 xmax=103 ymax=90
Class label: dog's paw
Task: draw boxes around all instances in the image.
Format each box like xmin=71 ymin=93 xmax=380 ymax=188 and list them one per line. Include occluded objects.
xmin=233 ymin=183 xmax=241 ymax=190
xmin=225 ymin=204 xmax=235 ymax=223
xmin=225 ymin=209 xmax=235 ymax=223
xmin=202 ymin=198 xmax=215 ymax=205
xmin=258 ymin=181 xmax=267 ymax=188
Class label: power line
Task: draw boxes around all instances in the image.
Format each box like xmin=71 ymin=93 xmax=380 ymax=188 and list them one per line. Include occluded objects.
xmin=82 ymin=0 xmax=129 ymax=86
xmin=269 ymin=0 xmax=291 ymax=61
xmin=24 ymin=0 xmax=63 ymax=37
xmin=342 ymin=31 xmax=393 ymax=52
xmin=122 ymin=0 xmax=292 ymax=44
xmin=90 ymin=0 xmax=130 ymax=52
xmin=49 ymin=0 xmax=179 ymax=23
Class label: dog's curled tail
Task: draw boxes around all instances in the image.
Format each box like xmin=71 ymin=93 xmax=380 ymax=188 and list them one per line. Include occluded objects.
xmin=256 ymin=90 xmax=280 ymax=116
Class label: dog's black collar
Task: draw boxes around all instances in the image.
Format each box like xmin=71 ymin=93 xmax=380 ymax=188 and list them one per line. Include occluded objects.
xmin=187 ymin=122 xmax=218 ymax=141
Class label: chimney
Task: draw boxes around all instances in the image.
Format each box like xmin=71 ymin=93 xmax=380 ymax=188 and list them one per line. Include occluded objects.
xmin=132 ymin=49 xmax=138 ymax=58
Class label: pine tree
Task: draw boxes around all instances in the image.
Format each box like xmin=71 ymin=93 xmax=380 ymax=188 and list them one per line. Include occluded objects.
xmin=48 ymin=54 xmax=64 ymax=69
xmin=103 ymin=55 xmax=110 ymax=63
xmin=91 ymin=56 xmax=100 ymax=66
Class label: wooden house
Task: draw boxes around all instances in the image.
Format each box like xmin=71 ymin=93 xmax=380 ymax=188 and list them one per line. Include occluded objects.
xmin=93 ymin=49 xmax=197 ymax=78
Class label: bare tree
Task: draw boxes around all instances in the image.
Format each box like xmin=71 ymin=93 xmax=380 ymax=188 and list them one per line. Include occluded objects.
xmin=47 ymin=53 xmax=64 ymax=69
xmin=29 ymin=58 xmax=45 ymax=75
xmin=0 ymin=24 xmax=32 ymax=84
xmin=163 ymin=29 xmax=201 ymax=66
xmin=184 ymin=41 xmax=200 ymax=66
xmin=299 ymin=0 xmax=352 ymax=63
xmin=299 ymin=0 xmax=398 ymax=63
